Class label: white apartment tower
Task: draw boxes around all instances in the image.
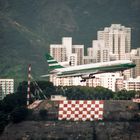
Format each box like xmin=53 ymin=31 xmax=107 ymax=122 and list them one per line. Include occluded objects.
xmin=92 ymin=40 xmax=110 ymax=62
xmin=98 ymin=24 xmax=131 ymax=60
xmin=0 ymin=79 xmax=14 ymax=100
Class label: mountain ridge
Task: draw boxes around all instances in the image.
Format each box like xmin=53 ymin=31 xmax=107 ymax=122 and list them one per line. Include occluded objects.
xmin=0 ymin=0 xmax=140 ymax=83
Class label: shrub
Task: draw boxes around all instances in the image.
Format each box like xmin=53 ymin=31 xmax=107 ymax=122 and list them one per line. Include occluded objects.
xmin=10 ymin=106 xmax=28 ymax=123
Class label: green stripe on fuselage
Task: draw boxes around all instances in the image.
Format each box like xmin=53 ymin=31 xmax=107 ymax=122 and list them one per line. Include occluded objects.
xmin=49 ymin=65 xmax=64 ymax=70
xmin=48 ymin=61 xmax=58 ymax=64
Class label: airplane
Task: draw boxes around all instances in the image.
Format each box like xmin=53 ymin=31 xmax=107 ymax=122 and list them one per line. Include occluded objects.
xmin=41 ymin=53 xmax=136 ymax=82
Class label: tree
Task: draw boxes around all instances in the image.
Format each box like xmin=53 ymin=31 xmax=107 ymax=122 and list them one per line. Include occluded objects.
xmin=10 ymin=106 xmax=28 ymax=123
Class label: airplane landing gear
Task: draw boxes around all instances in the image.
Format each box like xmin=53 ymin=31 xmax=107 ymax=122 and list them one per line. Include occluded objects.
xmin=80 ymin=79 xmax=86 ymax=82
xmin=121 ymin=71 xmax=124 ymax=76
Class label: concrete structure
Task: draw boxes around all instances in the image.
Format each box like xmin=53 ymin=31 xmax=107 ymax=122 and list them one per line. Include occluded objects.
xmin=124 ymin=76 xmax=140 ymax=91
xmin=97 ymin=73 xmax=124 ymax=92
xmin=51 ymin=95 xmax=67 ymax=101
xmin=0 ymin=79 xmax=14 ymax=100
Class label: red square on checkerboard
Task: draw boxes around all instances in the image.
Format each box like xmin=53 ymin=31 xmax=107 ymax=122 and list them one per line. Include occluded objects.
xmin=99 ymin=100 xmax=104 ymax=104
xmin=91 ymin=108 xmax=95 ymax=111
xmin=72 ymin=104 xmax=75 ymax=107
xmin=75 ymin=108 xmax=79 ymax=111
xmin=91 ymin=101 xmax=95 ymax=104
xmin=76 ymin=100 xmax=79 ymax=104
xmin=83 ymin=108 xmax=87 ymax=111
xmin=67 ymin=108 xmax=71 ymax=111
xmin=84 ymin=101 xmax=87 ymax=104
xmin=87 ymin=104 xmax=91 ymax=108
xmin=59 ymin=101 xmax=63 ymax=104
xmin=64 ymin=104 xmax=67 ymax=107
xmin=67 ymin=114 xmax=71 ymax=118
xmin=59 ymin=108 xmax=63 ymax=111
xmin=99 ymin=108 xmax=103 ymax=111
xmin=95 ymin=104 xmax=99 ymax=108
xmin=95 ymin=111 xmax=99 ymax=114
xmin=58 ymin=114 xmax=63 ymax=118
xmin=75 ymin=114 xmax=78 ymax=117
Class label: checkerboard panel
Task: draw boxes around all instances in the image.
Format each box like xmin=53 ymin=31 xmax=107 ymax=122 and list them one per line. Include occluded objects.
xmin=58 ymin=100 xmax=104 ymax=121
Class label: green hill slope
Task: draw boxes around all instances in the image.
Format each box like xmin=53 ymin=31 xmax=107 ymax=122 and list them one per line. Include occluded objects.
xmin=0 ymin=0 xmax=140 ymax=83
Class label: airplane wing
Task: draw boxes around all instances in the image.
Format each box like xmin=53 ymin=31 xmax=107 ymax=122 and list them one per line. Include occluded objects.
xmin=40 ymin=74 xmax=50 ymax=78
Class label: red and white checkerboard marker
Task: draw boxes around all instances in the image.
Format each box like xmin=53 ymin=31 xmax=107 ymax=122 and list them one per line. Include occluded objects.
xmin=58 ymin=100 xmax=104 ymax=121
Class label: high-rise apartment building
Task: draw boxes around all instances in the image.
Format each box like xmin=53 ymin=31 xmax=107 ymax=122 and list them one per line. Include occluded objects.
xmin=98 ymin=24 xmax=131 ymax=60
xmin=0 ymin=79 xmax=14 ymax=100
xmin=132 ymin=57 xmax=140 ymax=78
xmin=92 ymin=40 xmax=110 ymax=62
xmin=72 ymin=45 xmax=84 ymax=65
xmin=50 ymin=44 xmax=67 ymax=62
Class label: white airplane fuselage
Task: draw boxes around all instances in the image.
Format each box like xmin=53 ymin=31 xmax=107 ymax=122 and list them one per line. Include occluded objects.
xmin=50 ymin=60 xmax=136 ymax=80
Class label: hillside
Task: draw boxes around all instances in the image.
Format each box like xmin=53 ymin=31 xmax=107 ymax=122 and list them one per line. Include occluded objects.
xmin=0 ymin=100 xmax=140 ymax=140
xmin=0 ymin=0 xmax=140 ymax=83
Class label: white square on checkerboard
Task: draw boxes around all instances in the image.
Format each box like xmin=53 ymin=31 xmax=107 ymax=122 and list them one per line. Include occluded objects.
xmin=78 ymin=114 xmax=83 ymax=118
xmin=87 ymin=107 xmax=91 ymax=111
xmin=90 ymin=111 xmax=95 ymax=114
xmin=75 ymin=111 xmax=79 ymax=114
xmin=95 ymin=100 xmax=99 ymax=104
xmin=59 ymin=104 xmax=64 ymax=108
xmin=83 ymin=111 xmax=87 ymax=114
xmin=79 ymin=100 xmax=84 ymax=104
xmin=87 ymin=100 xmax=91 ymax=104
xmin=67 ymin=111 xmax=71 ymax=114
xmin=67 ymin=118 xmax=71 ymax=120
xmin=82 ymin=118 xmax=86 ymax=121
xmin=67 ymin=104 xmax=72 ymax=108
xmin=79 ymin=107 xmax=83 ymax=111
xmin=87 ymin=114 xmax=91 ymax=118
xmin=94 ymin=114 xmax=99 ymax=118
xmin=91 ymin=104 xmax=95 ymax=108
xmin=71 ymin=107 xmax=75 ymax=111
xmin=63 ymin=100 xmax=68 ymax=104
xmin=71 ymin=100 xmax=76 ymax=104
xmin=74 ymin=118 xmax=79 ymax=121
xmin=95 ymin=108 xmax=99 ymax=111
xmin=63 ymin=107 xmax=68 ymax=111
xmin=59 ymin=111 xmax=63 ymax=115
xmin=63 ymin=114 xmax=67 ymax=118
xmin=71 ymin=114 xmax=75 ymax=118
xmin=90 ymin=118 xmax=94 ymax=121
xmin=83 ymin=104 xmax=87 ymax=108
xmin=75 ymin=104 xmax=79 ymax=108
xmin=99 ymin=111 xmax=103 ymax=115
xmin=99 ymin=104 xmax=103 ymax=108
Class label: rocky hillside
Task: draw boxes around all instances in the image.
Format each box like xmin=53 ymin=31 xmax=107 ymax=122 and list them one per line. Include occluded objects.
xmin=1 ymin=100 xmax=140 ymax=140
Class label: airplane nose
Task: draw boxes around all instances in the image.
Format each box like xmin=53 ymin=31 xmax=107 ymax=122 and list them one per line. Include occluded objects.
xmin=131 ymin=63 xmax=136 ymax=67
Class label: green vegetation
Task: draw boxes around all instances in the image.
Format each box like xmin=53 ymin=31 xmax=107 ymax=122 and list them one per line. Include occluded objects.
xmin=0 ymin=81 xmax=139 ymax=134
xmin=39 ymin=109 xmax=48 ymax=120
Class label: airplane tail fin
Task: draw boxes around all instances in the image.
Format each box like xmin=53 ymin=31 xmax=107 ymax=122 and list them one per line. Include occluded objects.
xmin=45 ymin=53 xmax=64 ymax=71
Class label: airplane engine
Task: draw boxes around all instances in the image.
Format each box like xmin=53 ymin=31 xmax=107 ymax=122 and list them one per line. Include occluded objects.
xmin=81 ymin=74 xmax=90 ymax=79
xmin=81 ymin=74 xmax=95 ymax=79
